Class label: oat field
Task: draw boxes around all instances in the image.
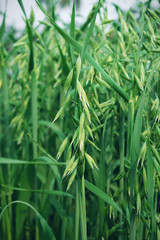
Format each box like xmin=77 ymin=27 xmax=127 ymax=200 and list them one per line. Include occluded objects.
xmin=0 ymin=0 xmax=160 ymax=239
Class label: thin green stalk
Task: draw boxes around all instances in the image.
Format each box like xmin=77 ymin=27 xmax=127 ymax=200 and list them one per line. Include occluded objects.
xmin=31 ymin=68 xmax=39 ymax=240
xmin=31 ymin=70 xmax=38 ymax=159
xmin=119 ymin=109 xmax=124 ymax=239
xmin=79 ymin=176 xmax=87 ymax=240
xmin=77 ymin=154 xmax=87 ymax=240
xmin=75 ymin=180 xmax=80 ymax=240
xmin=120 ymin=109 xmax=124 ymax=202
xmin=126 ymin=96 xmax=134 ymax=162
xmin=99 ymin=115 xmax=107 ymax=237
xmin=79 ymin=192 xmax=85 ymax=240
xmin=81 ymin=173 xmax=87 ymax=239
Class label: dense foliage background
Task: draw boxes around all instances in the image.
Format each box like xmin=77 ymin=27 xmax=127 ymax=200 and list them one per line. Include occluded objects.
xmin=0 ymin=0 xmax=160 ymax=239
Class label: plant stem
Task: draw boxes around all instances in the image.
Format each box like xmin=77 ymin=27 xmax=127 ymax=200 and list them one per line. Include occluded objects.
xmin=81 ymin=173 xmax=87 ymax=239
xmin=78 ymin=162 xmax=87 ymax=240
xmin=119 ymin=109 xmax=125 ymax=239
xmin=31 ymin=70 xmax=39 ymax=240
xmin=75 ymin=180 xmax=80 ymax=240
xmin=99 ymin=115 xmax=107 ymax=237
xmin=31 ymin=71 xmax=38 ymax=159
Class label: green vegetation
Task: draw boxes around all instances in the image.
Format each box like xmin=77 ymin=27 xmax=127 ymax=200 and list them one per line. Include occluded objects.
xmin=0 ymin=0 xmax=160 ymax=239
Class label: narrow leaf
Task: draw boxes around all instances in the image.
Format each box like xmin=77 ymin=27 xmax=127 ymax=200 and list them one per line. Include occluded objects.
xmin=81 ymin=0 xmax=100 ymax=61
xmin=85 ymin=180 xmax=122 ymax=213
xmin=70 ymin=0 xmax=75 ymax=65
xmin=0 ymin=200 xmax=56 ymax=240
xmin=1 ymin=184 xmax=73 ymax=198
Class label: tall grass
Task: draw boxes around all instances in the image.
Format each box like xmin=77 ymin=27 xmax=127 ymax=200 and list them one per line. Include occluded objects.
xmin=0 ymin=0 xmax=160 ymax=239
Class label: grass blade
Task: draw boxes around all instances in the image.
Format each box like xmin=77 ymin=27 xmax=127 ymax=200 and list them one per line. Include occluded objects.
xmin=130 ymin=94 xmax=144 ymax=199
xmin=1 ymin=184 xmax=74 ymax=198
xmin=0 ymin=12 xmax=6 ymax=43
xmin=18 ymin=0 xmax=34 ymax=72
xmin=70 ymin=0 xmax=75 ymax=65
xmin=0 ymin=157 xmax=65 ymax=166
xmin=57 ymin=41 xmax=70 ymax=75
xmin=81 ymin=0 xmax=100 ymax=61
xmin=85 ymin=180 xmax=122 ymax=213
xmin=0 ymin=200 xmax=56 ymax=240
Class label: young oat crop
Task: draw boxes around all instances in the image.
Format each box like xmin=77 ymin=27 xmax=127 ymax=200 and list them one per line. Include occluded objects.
xmin=0 ymin=0 xmax=160 ymax=239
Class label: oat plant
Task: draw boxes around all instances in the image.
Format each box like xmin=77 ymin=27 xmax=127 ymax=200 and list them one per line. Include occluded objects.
xmin=0 ymin=0 xmax=160 ymax=239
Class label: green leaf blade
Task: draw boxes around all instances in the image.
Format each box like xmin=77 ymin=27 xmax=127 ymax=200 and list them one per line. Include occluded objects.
xmin=85 ymin=180 xmax=122 ymax=213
